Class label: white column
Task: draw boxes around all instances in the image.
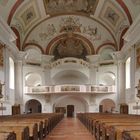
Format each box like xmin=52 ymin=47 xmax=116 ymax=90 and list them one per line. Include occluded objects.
xmin=117 ymin=60 xmax=126 ymax=103
xmin=114 ymin=51 xmax=126 ymax=104
xmin=3 ymin=47 xmax=10 ymax=101
xmin=87 ymin=55 xmax=99 ymax=85
xmin=15 ymin=51 xmax=26 ymax=104
xmin=130 ymin=46 xmax=136 ymax=101
xmin=41 ymin=55 xmax=54 ymax=85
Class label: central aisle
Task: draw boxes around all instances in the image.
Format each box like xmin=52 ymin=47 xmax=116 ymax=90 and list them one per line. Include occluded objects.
xmin=45 ymin=118 xmax=96 ymax=140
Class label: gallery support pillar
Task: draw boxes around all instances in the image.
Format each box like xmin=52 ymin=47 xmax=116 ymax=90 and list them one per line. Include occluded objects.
xmin=15 ymin=52 xmax=26 ymax=105
xmin=87 ymin=55 xmax=99 ymax=85
xmin=41 ymin=55 xmax=54 ymax=85
xmin=114 ymin=51 xmax=126 ymax=104
xmin=117 ymin=60 xmax=126 ymax=103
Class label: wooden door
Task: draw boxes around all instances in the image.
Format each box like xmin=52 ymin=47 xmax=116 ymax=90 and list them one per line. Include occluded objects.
xmin=67 ymin=105 xmax=74 ymax=117
xmin=99 ymin=105 xmax=103 ymax=113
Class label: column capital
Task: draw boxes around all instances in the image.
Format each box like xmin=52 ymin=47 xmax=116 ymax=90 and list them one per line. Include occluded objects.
xmin=15 ymin=51 xmax=27 ymax=61
xmin=41 ymin=55 xmax=54 ymax=68
xmin=86 ymin=55 xmax=100 ymax=63
xmin=111 ymin=51 xmax=126 ymax=61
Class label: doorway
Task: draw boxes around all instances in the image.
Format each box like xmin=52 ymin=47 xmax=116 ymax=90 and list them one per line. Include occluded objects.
xmin=25 ymin=99 xmax=42 ymax=114
xmin=67 ymin=105 xmax=74 ymax=117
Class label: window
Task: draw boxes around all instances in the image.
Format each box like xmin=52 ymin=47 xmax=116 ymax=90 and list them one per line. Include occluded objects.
xmin=9 ymin=57 xmax=15 ymax=89
xmin=126 ymin=57 xmax=131 ymax=89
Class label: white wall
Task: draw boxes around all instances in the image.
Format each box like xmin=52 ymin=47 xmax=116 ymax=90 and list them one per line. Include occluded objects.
xmin=54 ymin=96 xmax=87 ymax=117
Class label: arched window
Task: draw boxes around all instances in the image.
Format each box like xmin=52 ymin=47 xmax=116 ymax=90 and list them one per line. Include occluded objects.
xmin=126 ymin=57 xmax=131 ymax=89
xmin=9 ymin=57 xmax=14 ymax=89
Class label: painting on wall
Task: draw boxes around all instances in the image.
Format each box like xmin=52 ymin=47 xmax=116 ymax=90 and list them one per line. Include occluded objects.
xmin=104 ymin=7 xmax=119 ymax=26
xmin=21 ymin=6 xmax=36 ymax=25
xmin=136 ymin=47 xmax=140 ymax=69
xmin=0 ymin=44 xmax=4 ymax=67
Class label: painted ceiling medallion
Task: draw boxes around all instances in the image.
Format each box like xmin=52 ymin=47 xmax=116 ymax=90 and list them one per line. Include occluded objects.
xmin=14 ymin=0 xmax=41 ymax=33
xmin=43 ymin=0 xmax=99 ymax=14
xmin=100 ymin=0 xmax=126 ymax=31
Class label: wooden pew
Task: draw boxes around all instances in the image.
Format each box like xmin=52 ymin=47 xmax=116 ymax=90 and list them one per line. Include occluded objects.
xmin=108 ymin=125 xmax=140 ymax=140
xmin=0 ymin=126 xmax=29 ymax=140
xmin=122 ymin=130 xmax=140 ymax=140
xmin=101 ymin=122 xmax=140 ymax=140
xmin=95 ymin=118 xmax=140 ymax=140
xmin=0 ymin=132 xmax=16 ymax=140
xmin=77 ymin=113 xmax=140 ymax=140
xmin=0 ymin=119 xmax=41 ymax=140
xmin=0 ymin=113 xmax=64 ymax=139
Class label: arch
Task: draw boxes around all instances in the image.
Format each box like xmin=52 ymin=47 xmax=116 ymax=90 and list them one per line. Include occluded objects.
xmin=52 ymin=70 xmax=89 ymax=85
xmin=46 ymin=33 xmax=95 ymax=55
xmin=25 ymin=72 xmax=42 ymax=86
xmin=11 ymin=27 xmax=20 ymax=50
xmin=99 ymin=71 xmax=116 ymax=85
xmin=53 ymin=95 xmax=89 ymax=117
xmin=116 ymin=0 xmax=132 ymax=24
xmin=7 ymin=0 xmax=23 ymax=25
xmin=119 ymin=27 xmax=129 ymax=50
xmin=25 ymin=99 xmax=42 ymax=113
xmin=24 ymin=43 xmax=44 ymax=54
xmin=96 ymin=42 xmax=117 ymax=54
xmin=99 ymin=98 xmax=115 ymax=113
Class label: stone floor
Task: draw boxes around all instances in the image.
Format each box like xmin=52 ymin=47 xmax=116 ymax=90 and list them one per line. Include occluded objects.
xmin=45 ymin=118 xmax=96 ymax=140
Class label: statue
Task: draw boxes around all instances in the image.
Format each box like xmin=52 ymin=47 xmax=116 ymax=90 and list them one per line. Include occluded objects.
xmin=0 ymin=80 xmax=4 ymax=99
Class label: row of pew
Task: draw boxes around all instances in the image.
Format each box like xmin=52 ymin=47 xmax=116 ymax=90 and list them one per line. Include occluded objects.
xmin=77 ymin=113 xmax=140 ymax=140
xmin=0 ymin=113 xmax=64 ymax=140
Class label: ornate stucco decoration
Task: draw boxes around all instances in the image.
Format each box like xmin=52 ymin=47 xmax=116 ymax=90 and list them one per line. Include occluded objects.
xmin=59 ymin=16 xmax=82 ymax=33
xmin=39 ymin=24 xmax=57 ymax=41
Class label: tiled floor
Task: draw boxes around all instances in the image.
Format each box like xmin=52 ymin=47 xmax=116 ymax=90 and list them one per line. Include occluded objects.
xmin=45 ymin=118 xmax=96 ymax=140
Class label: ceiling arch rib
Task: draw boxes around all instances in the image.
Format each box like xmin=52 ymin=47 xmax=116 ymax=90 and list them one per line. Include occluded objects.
xmin=24 ymin=43 xmax=44 ymax=54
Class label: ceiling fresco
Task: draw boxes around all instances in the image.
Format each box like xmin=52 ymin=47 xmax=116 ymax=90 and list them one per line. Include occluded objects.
xmin=1 ymin=0 xmax=140 ymax=59
xmin=14 ymin=0 xmax=41 ymax=34
xmin=43 ymin=0 xmax=99 ymax=15
xmin=52 ymin=37 xmax=89 ymax=60
xmin=25 ymin=15 xmax=114 ymax=53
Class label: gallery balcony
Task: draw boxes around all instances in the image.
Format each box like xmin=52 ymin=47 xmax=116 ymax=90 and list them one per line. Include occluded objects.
xmin=24 ymin=84 xmax=116 ymax=95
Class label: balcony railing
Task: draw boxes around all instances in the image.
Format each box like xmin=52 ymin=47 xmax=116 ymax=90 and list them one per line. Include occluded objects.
xmin=25 ymin=84 xmax=116 ymax=95
xmin=51 ymin=57 xmax=90 ymax=68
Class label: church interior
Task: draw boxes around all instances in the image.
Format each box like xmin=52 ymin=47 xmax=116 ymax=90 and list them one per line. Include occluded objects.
xmin=1 ymin=0 xmax=140 ymax=139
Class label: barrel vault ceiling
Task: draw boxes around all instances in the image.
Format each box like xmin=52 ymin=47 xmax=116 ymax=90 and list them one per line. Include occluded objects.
xmin=1 ymin=0 xmax=140 ymax=57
